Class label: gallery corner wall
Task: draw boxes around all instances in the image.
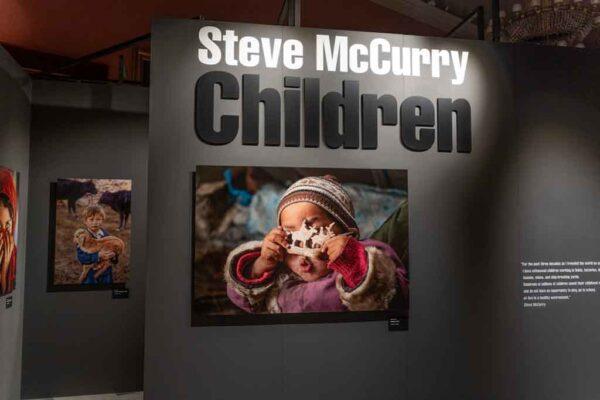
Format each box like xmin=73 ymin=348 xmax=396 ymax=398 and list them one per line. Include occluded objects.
xmin=0 ymin=45 xmax=31 ymax=400
xmin=21 ymin=79 xmax=149 ymax=399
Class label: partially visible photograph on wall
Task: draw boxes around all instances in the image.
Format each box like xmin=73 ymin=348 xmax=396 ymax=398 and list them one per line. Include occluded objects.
xmin=48 ymin=178 xmax=132 ymax=292
xmin=193 ymin=166 xmax=409 ymax=326
xmin=0 ymin=166 xmax=18 ymax=297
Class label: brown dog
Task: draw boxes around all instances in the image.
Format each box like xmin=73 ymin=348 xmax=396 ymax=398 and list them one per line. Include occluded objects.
xmin=74 ymin=229 xmax=125 ymax=279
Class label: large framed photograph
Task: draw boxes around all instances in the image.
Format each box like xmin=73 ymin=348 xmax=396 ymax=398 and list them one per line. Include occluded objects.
xmin=193 ymin=166 xmax=409 ymax=326
xmin=48 ymin=178 xmax=132 ymax=292
xmin=0 ymin=166 xmax=18 ymax=297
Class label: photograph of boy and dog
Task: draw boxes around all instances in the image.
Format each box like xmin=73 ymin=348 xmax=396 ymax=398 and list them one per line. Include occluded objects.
xmin=193 ymin=166 xmax=409 ymax=325
xmin=49 ymin=178 xmax=132 ymax=290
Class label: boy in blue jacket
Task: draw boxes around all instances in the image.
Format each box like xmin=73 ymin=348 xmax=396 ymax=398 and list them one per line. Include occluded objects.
xmin=76 ymin=205 xmax=116 ymax=284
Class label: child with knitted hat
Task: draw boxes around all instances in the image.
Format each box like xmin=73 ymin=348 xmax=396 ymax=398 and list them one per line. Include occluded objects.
xmin=225 ymin=175 xmax=409 ymax=314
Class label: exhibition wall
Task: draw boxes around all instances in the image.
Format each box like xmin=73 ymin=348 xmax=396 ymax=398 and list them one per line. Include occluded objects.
xmin=146 ymin=19 xmax=600 ymax=400
xmin=509 ymin=46 xmax=600 ymax=399
xmin=147 ymin=20 xmax=513 ymax=400
xmin=0 ymin=47 xmax=31 ymax=400
xmin=20 ymin=80 xmax=148 ymax=399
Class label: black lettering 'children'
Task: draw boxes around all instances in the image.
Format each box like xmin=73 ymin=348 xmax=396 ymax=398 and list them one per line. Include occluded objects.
xmin=193 ymin=71 xmax=472 ymax=153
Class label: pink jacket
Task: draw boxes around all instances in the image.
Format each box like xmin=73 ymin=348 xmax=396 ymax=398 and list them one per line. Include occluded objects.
xmin=225 ymin=238 xmax=409 ymax=315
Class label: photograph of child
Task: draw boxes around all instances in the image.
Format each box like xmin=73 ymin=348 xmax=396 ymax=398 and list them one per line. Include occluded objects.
xmin=49 ymin=178 xmax=131 ymax=290
xmin=0 ymin=166 xmax=18 ymax=297
xmin=194 ymin=167 xmax=409 ymax=325
xmin=75 ymin=205 xmax=125 ymax=285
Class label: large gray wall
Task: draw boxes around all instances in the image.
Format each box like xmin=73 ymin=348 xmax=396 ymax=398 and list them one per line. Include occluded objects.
xmin=509 ymin=46 xmax=600 ymax=400
xmin=21 ymin=80 xmax=148 ymax=399
xmin=146 ymin=20 xmax=600 ymax=400
xmin=145 ymin=20 xmax=516 ymax=400
xmin=0 ymin=47 xmax=31 ymax=400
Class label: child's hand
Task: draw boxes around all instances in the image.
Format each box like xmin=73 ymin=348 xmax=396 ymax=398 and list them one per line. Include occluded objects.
xmin=1 ymin=230 xmax=14 ymax=271
xmin=322 ymin=235 xmax=350 ymax=263
xmin=254 ymin=227 xmax=287 ymax=277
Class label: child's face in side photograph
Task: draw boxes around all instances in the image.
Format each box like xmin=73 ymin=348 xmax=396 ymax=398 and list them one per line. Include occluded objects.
xmin=280 ymin=202 xmax=343 ymax=282
xmin=84 ymin=213 xmax=104 ymax=233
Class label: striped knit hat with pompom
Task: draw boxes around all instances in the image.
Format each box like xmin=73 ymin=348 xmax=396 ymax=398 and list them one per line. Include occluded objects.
xmin=277 ymin=175 xmax=359 ymax=237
